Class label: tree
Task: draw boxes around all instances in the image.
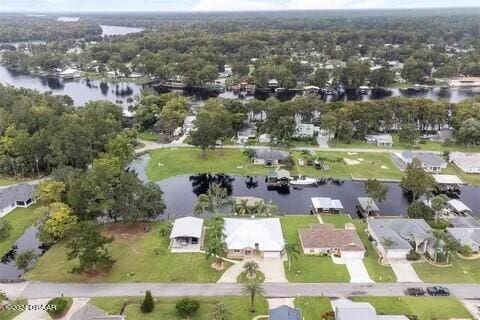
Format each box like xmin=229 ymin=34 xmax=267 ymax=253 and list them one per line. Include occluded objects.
xmin=430 ymin=194 xmax=448 ymax=223
xmin=310 ymin=68 xmax=329 ymax=87
xmin=398 ymin=124 xmax=419 ymax=145
xmin=400 ymin=158 xmax=436 ymax=200
xmin=369 ymin=68 xmax=394 ymax=88
xmin=193 ymin=184 xmax=232 ymax=216
xmin=283 ymin=242 xmax=300 ymax=271
xmin=212 ymin=302 xmax=231 ymax=320
xmin=456 ymin=118 xmax=480 ymax=146
xmin=66 ymin=222 xmax=115 ymax=274
xmin=37 ymin=202 xmax=77 ymax=244
xmin=241 ymin=280 xmax=265 ymax=313
xmin=242 ymin=261 xmax=259 ymax=278
xmin=0 ymin=219 xmax=12 ymax=241
xmin=15 ymin=249 xmax=37 ymax=272
xmin=106 ymin=132 xmax=135 ymax=165
xmin=407 ymin=201 xmax=435 ymax=221
xmin=235 ymin=199 xmax=251 ymax=216
xmin=364 ymin=179 xmax=388 ymax=203
xmin=205 ymin=237 xmax=228 ymax=269
xmin=175 ymin=298 xmax=200 ymax=319
xmin=140 ymin=290 xmax=154 ymax=314
xmin=36 ymin=180 xmax=66 ymax=205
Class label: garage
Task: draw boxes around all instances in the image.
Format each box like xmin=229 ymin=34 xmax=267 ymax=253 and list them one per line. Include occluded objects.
xmin=263 ymin=251 xmax=281 ymax=258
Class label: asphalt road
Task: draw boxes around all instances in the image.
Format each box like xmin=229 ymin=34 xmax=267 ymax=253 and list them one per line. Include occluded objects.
xmin=5 ymin=282 xmax=480 ymax=299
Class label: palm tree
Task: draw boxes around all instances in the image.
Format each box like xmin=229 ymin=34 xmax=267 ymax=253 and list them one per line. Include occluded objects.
xmin=241 ymin=280 xmax=265 ymax=313
xmin=193 ymin=184 xmax=233 ymax=216
xmin=283 ymin=242 xmax=300 ymax=271
xmin=208 ymin=215 xmax=225 ymax=241
xmin=194 ymin=194 xmax=211 ymax=216
xmin=242 ymin=261 xmax=259 ymax=278
xmin=252 ymin=201 xmax=279 ymax=217
xmin=212 ymin=302 xmax=230 ymax=320
xmin=431 ymin=194 xmax=448 ymax=223
xmin=236 ymin=199 xmax=251 ymax=216
xmin=205 ymin=237 xmax=228 ymax=269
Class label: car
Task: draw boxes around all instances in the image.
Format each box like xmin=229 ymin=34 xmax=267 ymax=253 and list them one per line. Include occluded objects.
xmin=406 ymin=287 xmax=425 ymax=296
xmin=427 ymin=286 xmax=450 ymax=296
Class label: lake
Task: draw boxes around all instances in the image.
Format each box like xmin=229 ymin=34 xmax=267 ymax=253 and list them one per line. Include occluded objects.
xmin=100 ymin=25 xmax=144 ymax=37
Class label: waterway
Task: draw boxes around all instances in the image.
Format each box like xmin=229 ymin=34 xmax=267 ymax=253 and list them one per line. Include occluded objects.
xmin=100 ymin=25 xmax=144 ymax=37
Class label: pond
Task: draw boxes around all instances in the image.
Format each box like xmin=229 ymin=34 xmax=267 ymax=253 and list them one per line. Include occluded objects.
xmin=100 ymin=25 xmax=144 ymax=37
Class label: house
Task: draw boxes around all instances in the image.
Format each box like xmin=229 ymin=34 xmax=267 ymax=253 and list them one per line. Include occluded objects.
xmin=449 ymin=216 xmax=480 ymax=228
xmin=223 ymin=217 xmax=284 ymax=258
xmin=183 ymin=116 xmax=196 ymax=134
xmin=0 ymin=184 xmax=36 ymax=218
xmin=294 ymin=123 xmax=320 ymax=138
xmin=447 ymin=199 xmax=472 ymax=215
xmin=365 ymin=134 xmax=393 ymax=147
xmin=428 ymin=129 xmax=452 ymax=143
xmin=311 ymin=197 xmax=344 ymax=214
xmin=356 ymin=197 xmax=380 ymax=217
xmin=236 ymin=125 xmax=257 ymax=144
xmin=259 ymin=133 xmax=272 ymax=143
xmin=332 ymin=299 xmax=408 ymax=320
xmin=269 ymin=305 xmax=302 ymax=320
xmin=395 ymin=151 xmax=447 ymax=173
xmin=447 ymin=226 xmax=480 ymax=252
xmin=169 ymin=217 xmax=204 ymax=252
xmin=70 ymin=303 xmax=126 ymax=320
xmin=387 ymin=60 xmax=404 ymax=70
xmin=367 ymin=218 xmax=435 ymax=259
xmin=253 ymin=149 xmax=289 ymax=166
xmin=450 ymin=152 xmax=480 ymax=174
xmin=299 ymin=223 xmax=365 ymax=258
xmin=448 ymin=76 xmax=480 ymax=87
xmin=268 ymin=79 xmax=279 ymax=88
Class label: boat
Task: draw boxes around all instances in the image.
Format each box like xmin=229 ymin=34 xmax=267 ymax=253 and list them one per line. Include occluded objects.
xmin=289 ymin=176 xmax=318 ymax=186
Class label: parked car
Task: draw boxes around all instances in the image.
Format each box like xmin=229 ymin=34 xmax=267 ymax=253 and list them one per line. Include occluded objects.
xmin=427 ymin=286 xmax=450 ymax=296
xmin=406 ymin=287 xmax=425 ymax=296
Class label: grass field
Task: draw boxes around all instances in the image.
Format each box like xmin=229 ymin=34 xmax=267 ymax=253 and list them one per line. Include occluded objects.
xmin=0 ymin=299 xmax=27 ymax=320
xmin=91 ymin=296 xmax=268 ymax=320
xmin=294 ymin=297 xmax=332 ymax=320
xmin=413 ymin=254 xmax=480 ymax=283
xmin=280 ymin=215 xmax=350 ymax=283
xmin=352 ymin=296 xmax=472 ymax=320
xmin=26 ymin=222 xmax=228 ymax=283
xmin=0 ymin=205 xmax=42 ymax=257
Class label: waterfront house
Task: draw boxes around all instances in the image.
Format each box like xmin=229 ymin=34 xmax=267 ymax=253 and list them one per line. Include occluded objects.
xmin=395 ymin=151 xmax=447 ymax=173
xmin=0 ymin=184 xmax=36 ymax=218
xmin=169 ymin=217 xmax=204 ymax=253
xmin=448 ymin=76 xmax=480 ymax=87
xmin=447 ymin=199 xmax=472 ymax=215
xmin=223 ymin=217 xmax=284 ymax=258
xmin=447 ymin=217 xmax=480 ymax=253
xmin=367 ymin=218 xmax=435 ymax=259
xmin=356 ymin=197 xmax=380 ymax=217
xmin=294 ymin=123 xmax=320 ymax=138
xmin=450 ymin=152 xmax=480 ymax=174
xmin=269 ymin=305 xmax=303 ymax=320
xmin=332 ymin=299 xmax=408 ymax=320
xmin=311 ymin=197 xmax=344 ymax=214
xmin=299 ymin=223 xmax=365 ymax=258
xmin=253 ymin=149 xmax=289 ymax=166
xmin=365 ymin=134 xmax=393 ymax=147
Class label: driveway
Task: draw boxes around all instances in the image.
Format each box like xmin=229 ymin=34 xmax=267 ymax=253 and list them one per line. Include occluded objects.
xmin=461 ymin=299 xmax=480 ymax=320
xmin=217 ymin=261 xmax=243 ymax=283
xmin=13 ymin=299 xmax=50 ymax=320
xmin=217 ymin=257 xmax=287 ymax=283
xmin=389 ymin=259 xmax=422 ymax=283
xmin=332 ymin=256 xmax=373 ymax=283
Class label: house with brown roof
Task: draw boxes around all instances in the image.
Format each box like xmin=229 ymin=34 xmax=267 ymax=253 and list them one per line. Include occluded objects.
xmin=298 ymin=223 xmax=365 ymax=259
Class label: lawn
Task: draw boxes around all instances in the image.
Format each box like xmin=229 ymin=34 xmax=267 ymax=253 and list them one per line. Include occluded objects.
xmin=444 ymin=164 xmax=480 ymax=186
xmin=138 ymin=131 xmax=161 ymax=142
xmin=0 ymin=299 xmax=28 ymax=320
xmin=321 ymin=214 xmax=353 ymax=228
xmin=146 ymin=148 xmax=274 ymax=181
xmin=26 ymin=222 xmax=228 ymax=283
xmin=0 ymin=177 xmax=16 ymax=186
xmin=91 ymin=296 xmax=268 ymax=320
xmin=352 ymin=296 xmax=472 ymax=320
xmin=293 ymin=151 xmax=404 ymax=181
xmin=280 ymin=215 xmax=350 ymax=283
xmin=294 ymin=297 xmax=332 ymax=320
xmin=0 ymin=205 xmax=43 ymax=257
xmin=413 ymin=254 xmax=480 ymax=283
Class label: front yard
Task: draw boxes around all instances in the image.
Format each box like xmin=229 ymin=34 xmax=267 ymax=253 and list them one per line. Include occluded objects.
xmin=294 ymin=297 xmax=332 ymax=320
xmin=91 ymin=296 xmax=268 ymax=320
xmin=413 ymin=254 xmax=480 ymax=283
xmin=26 ymin=222 xmax=228 ymax=283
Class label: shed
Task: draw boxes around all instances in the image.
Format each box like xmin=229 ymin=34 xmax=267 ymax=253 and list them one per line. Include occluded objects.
xmin=448 ymin=199 xmax=472 ymax=214
xmin=269 ymin=305 xmax=302 ymax=320
xmin=357 ymin=197 xmax=380 ymax=217
xmin=311 ymin=197 xmax=344 ymax=213
xmin=170 ymin=217 xmax=204 ymax=252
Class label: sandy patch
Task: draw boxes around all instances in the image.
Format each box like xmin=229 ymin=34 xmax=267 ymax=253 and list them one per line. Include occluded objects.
xmin=347 ymin=152 xmax=359 ymax=155
xmin=381 ymin=165 xmax=389 ymax=170
xmin=344 ymin=158 xmax=360 ymax=165
xmin=357 ymin=158 xmax=364 ymax=161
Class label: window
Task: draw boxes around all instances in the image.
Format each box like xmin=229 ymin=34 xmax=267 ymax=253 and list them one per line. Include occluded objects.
xmin=191 ymin=238 xmax=198 ymax=244
xmin=233 ymin=249 xmax=241 ymax=253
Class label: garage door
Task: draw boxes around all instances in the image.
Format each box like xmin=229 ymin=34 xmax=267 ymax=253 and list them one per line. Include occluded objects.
xmin=263 ymin=251 xmax=281 ymax=258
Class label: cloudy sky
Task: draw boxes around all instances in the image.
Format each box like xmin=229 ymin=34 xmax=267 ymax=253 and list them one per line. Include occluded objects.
xmin=1 ymin=0 xmax=480 ymax=12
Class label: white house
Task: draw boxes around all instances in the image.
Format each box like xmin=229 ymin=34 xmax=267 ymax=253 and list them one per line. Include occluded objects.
xmin=0 ymin=184 xmax=36 ymax=218
xmin=223 ymin=217 xmax=284 ymax=258
xmin=450 ymin=152 xmax=480 ymax=174
xmin=293 ymin=123 xmax=320 ymax=138
xmin=169 ymin=217 xmax=204 ymax=253
xmin=448 ymin=76 xmax=480 ymax=87
xmin=258 ymin=133 xmax=272 ymax=144
xmin=332 ymin=299 xmax=408 ymax=320
xmin=311 ymin=197 xmax=344 ymax=214
xmin=395 ymin=151 xmax=447 ymax=173
xmin=365 ymin=134 xmax=393 ymax=147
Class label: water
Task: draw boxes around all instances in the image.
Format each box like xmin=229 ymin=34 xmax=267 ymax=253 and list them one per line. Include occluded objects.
xmin=0 ymin=65 xmax=143 ymax=107
xmin=0 ymin=226 xmax=46 ymax=281
xmin=100 ymin=25 xmax=144 ymax=37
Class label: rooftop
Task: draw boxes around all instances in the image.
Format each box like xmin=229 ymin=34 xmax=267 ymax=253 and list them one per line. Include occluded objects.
xmin=357 ymin=197 xmax=380 ymax=212
xmin=170 ymin=216 xmax=204 ymax=239
xmin=223 ymin=217 xmax=284 ymax=251
xmin=299 ymin=223 xmax=365 ymax=252
xmin=311 ymin=197 xmax=344 ymax=210
xmin=432 ymin=174 xmax=464 ymax=185
xmin=448 ymin=199 xmax=472 ymax=213
xmin=269 ymin=305 xmax=302 ymax=320
xmin=368 ymin=218 xmax=433 ymax=250
xmin=400 ymin=151 xmax=447 ymax=167
xmin=255 ymin=149 xmax=289 ymax=161
xmin=450 ymin=216 xmax=480 ymax=228
xmin=450 ymin=152 xmax=480 ymax=169
xmin=0 ymin=183 xmax=35 ymax=211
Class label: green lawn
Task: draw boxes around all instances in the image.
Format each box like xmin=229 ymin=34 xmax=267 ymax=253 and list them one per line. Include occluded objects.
xmin=413 ymin=254 xmax=480 ymax=283
xmin=294 ymin=297 xmax=332 ymax=320
xmin=138 ymin=131 xmax=161 ymax=142
xmin=444 ymin=164 xmax=480 ymax=186
xmin=0 ymin=299 xmax=28 ymax=320
xmin=0 ymin=205 xmax=43 ymax=257
xmin=280 ymin=215 xmax=350 ymax=283
xmin=294 ymin=151 xmax=403 ymax=181
xmin=91 ymin=296 xmax=268 ymax=320
xmin=0 ymin=177 xmax=16 ymax=186
xmin=352 ymin=297 xmax=472 ymax=320
xmin=26 ymin=222 xmax=228 ymax=283
xmin=321 ymin=215 xmax=353 ymax=228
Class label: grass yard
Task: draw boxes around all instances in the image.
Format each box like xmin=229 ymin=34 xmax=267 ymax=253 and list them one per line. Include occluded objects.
xmin=91 ymin=296 xmax=268 ymax=320
xmin=294 ymin=297 xmax=332 ymax=320
xmin=413 ymin=254 xmax=480 ymax=283
xmin=146 ymin=148 xmax=274 ymax=181
xmin=0 ymin=177 xmax=16 ymax=186
xmin=280 ymin=215 xmax=350 ymax=283
xmin=444 ymin=164 xmax=480 ymax=186
xmin=352 ymin=296 xmax=472 ymax=320
xmin=293 ymin=151 xmax=403 ymax=181
xmin=0 ymin=299 xmax=28 ymax=320
xmin=0 ymin=205 xmax=42 ymax=257
xmin=26 ymin=222 xmax=228 ymax=283
xmin=138 ymin=131 xmax=161 ymax=142
xmin=321 ymin=214 xmax=353 ymax=228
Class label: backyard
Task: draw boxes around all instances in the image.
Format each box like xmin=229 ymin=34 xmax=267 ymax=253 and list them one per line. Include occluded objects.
xmin=26 ymin=222 xmax=228 ymax=283
xmin=91 ymin=296 xmax=268 ymax=320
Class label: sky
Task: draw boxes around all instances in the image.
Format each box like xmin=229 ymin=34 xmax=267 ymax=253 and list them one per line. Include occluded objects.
xmin=1 ymin=0 xmax=480 ymax=12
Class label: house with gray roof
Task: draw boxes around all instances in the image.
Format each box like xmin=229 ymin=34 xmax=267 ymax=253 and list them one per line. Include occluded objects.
xmin=367 ymin=218 xmax=435 ymax=259
xmin=253 ymin=149 xmax=289 ymax=166
xmin=450 ymin=151 xmax=480 ymax=174
xmin=269 ymin=305 xmax=302 ymax=320
xmin=0 ymin=184 xmax=36 ymax=218
xmin=70 ymin=303 xmax=126 ymax=320
xmin=365 ymin=134 xmax=393 ymax=147
xmin=395 ymin=151 xmax=447 ymax=173
xmin=332 ymin=299 xmax=408 ymax=320
xmin=447 ymin=217 xmax=480 ymax=252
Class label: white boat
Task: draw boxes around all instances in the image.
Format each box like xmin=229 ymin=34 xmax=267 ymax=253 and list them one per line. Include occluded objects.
xmin=290 ymin=176 xmax=317 ymax=186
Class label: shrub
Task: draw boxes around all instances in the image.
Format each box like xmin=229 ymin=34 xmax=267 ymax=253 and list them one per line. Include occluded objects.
xmin=46 ymin=296 xmax=71 ymax=318
xmin=176 ymin=298 xmax=200 ymax=318
xmin=406 ymin=251 xmax=421 ymax=261
xmin=0 ymin=219 xmax=12 ymax=241
xmin=458 ymin=245 xmax=473 ymax=257
xmin=140 ymin=290 xmax=154 ymax=313
xmin=428 ymin=219 xmax=449 ymax=230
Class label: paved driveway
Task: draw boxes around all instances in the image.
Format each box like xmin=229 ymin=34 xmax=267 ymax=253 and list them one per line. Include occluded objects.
xmin=461 ymin=299 xmax=480 ymax=320
xmin=389 ymin=259 xmax=422 ymax=283
xmin=257 ymin=258 xmax=287 ymax=283
xmin=332 ymin=256 xmax=373 ymax=283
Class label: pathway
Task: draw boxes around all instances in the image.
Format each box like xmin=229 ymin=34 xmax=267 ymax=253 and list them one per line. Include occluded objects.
xmin=217 ymin=257 xmax=287 ymax=283
xmin=217 ymin=261 xmax=243 ymax=283
xmin=13 ymin=298 xmax=50 ymax=320
xmin=389 ymin=259 xmax=422 ymax=283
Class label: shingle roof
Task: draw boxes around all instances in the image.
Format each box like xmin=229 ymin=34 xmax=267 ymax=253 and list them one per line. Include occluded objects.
xmin=401 ymin=152 xmax=446 ymax=167
xmin=254 ymin=149 xmax=289 ymax=161
xmin=449 ymin=217 xmax=480 ymax=228
xmin=450 ymin=152 xmax=480 ymax=170
xmin=368 ymin=219 xmax=433 ymax=250
xmin=447 ymin=228 xmax=480 ymax=248
xmin=269 ymin=305 xmax=302 ymax=320
xmin=0 ymin=183 xmax=35 ymax=211
xmin=299 ymin=224 xmax=365 ymax=252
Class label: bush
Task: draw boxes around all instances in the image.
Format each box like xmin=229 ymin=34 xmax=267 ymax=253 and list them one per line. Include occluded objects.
xmin=428 ymin=219 xmax=449 ymax=230
xmin=46 ymin=296 xmax=71 ymax=318
xmin=406 ymin=251 xmax=421 ymax=261
xmin=140 ymin=290 xmax=154 ymax=313
xmin=458 ymin=245 xmax=473 ymax=257
xmin=176 ymin=298 xmax=200 ymax=318
xmin=0 ymin=219 xmax=12 ymax=241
